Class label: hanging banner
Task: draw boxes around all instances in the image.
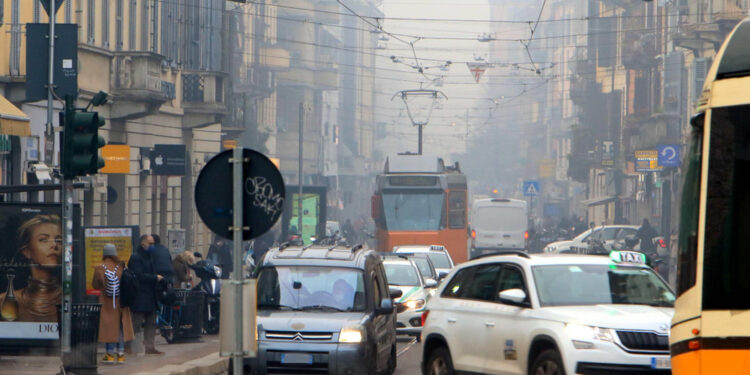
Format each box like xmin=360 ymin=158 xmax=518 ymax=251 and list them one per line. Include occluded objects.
xmin=83 ymin=226 xmax=138 ymax=296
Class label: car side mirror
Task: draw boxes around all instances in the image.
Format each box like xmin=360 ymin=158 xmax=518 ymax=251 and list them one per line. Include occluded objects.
xmin=388 ymin=286 xmax=403 ymax=299
xmin=375 ymin=297 xmax=394 ymax=315
xmin=498 ymin=288 xmax=529 ymax=307
xmin=437 ymin=270 xmax=449 ymax=281
xmin=424 ymin=278 xmax=438 ymax=288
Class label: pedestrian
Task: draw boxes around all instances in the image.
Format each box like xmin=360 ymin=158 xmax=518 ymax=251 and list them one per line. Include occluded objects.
xmin=637 ymin=218 xmax=659 ymax=257
xmin=127 ymin=234 xmax=164 ymax=355
xmin=92 ymin=244 xmax=134 ymax=364
xmin=207 ymin=237 xmax=233 ymax=279
xmin=172 ymin=250 xmax=196 ymax=289
xmin=151 ymin=234 xmax=174 ymax=281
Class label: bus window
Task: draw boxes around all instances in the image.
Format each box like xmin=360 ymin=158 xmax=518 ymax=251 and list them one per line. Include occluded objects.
xmin=677 ymin=122 xmax=702 ymax=296
xmin=703 ymin=105 xmax=750 ymax=310
xmin=448 ymin=191 xmax=466 ymax=229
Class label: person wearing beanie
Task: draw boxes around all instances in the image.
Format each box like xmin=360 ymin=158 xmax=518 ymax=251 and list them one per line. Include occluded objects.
xmin=92 ymin=243 xmax=134 ymax=364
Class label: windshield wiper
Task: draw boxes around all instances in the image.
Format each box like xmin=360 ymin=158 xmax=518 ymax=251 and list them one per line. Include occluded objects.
xmin=258 ymin=303 xmax=301 ymax=311
xmin=298 ymin=305 xmax=347 ymax=312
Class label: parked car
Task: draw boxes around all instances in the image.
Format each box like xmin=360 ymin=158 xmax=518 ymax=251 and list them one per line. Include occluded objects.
xmin=393 ymin=245 xmax=454 ymax=279
xmin=382 ymin=256 xmax=436 ymax=340
xmin=543 ymin=225 xmax=640 ymax=254
xmin=244 ymin=244 xmax=401 ymax=375
xmin=396 ymin=252 xmax=440 ymax=288
xmin=421 ymin=250 xmax=674 ymax=375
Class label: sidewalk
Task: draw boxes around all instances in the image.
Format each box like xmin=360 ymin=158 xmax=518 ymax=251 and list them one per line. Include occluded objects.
xmin=0 ymin=334 xmax=226 ymax=375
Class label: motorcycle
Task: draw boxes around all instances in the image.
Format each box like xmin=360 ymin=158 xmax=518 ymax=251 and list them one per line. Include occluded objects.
xmin=190 ymin=257 xmax=222 ymax=335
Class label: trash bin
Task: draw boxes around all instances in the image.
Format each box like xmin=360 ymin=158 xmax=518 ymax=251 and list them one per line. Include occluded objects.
xmin=58 ymin=303 xmax=101 ymax=373
xmin=161 ymin=289 xmax=204 ymax=342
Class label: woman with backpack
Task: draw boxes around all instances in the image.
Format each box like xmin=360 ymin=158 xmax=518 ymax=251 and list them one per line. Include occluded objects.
xmin=92 ymin=243 xmax=134 ymax=364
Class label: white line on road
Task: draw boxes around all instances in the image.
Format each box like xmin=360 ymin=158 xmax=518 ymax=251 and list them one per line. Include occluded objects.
xmin=397 ymin=338 xmax=417 ymax=357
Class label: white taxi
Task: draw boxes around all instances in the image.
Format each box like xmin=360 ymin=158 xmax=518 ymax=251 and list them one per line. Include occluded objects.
xmin=383 ymin=256 xmax=435 ymax=339
xmin=421 ymin=250 xmax=674 ymax=375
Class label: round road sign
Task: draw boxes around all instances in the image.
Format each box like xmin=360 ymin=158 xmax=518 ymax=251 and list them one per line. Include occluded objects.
xmin=194 ymin=148 xmax=285 ymax=240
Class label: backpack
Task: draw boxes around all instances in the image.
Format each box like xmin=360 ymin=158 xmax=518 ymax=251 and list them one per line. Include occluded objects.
xmin=119 ymin=267 xmax=139 ymax=308
xmin=103 ymin=264 xmax=120 ymax=298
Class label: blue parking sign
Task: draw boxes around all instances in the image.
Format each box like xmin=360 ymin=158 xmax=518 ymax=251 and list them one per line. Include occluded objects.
xmin=523 ymin=180 xmax=540 ymax=197
xmin=657 ymin=145 xmax=680 ymax=167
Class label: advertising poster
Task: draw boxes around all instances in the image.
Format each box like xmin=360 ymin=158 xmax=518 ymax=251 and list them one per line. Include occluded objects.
xmin=0 ymin=204 xmax=64 ymax=343
xmin=83 ymin=226 xmax=137 ymax=296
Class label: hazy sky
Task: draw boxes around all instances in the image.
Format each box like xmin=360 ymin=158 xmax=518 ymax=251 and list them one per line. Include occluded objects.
xmin=375 ymin=0 xmax=493 ymax=157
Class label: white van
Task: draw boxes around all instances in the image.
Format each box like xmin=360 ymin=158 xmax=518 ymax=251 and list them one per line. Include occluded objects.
xmin=469 ymin=198 xmax=528 ymax=258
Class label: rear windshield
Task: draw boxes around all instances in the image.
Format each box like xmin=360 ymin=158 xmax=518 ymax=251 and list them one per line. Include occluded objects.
xmin=384 ymin=263 xmax=421 ymax=286
xmin=411 ymin=257 xmax=435 ymax=278
xmin=473 ymin=206 xmax=526 ymax=231
xmin=427 ymin=252 xmax=452 ymax=269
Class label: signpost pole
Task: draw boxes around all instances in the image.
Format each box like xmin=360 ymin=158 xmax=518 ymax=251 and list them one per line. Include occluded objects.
xmin=297 ymin=103 xmax=304 ymax=240
xmin=61 ymin=178 xmax=73 ymax=354
xmin=231 ymin=146 xmax=244 ymax=375
xmin=46 ymin=0 xmax=57 ymax=165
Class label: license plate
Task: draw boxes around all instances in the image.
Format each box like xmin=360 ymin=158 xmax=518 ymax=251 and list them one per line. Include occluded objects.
xmin=651 ymin=357 xmax=671 ymax=369
xmin=281 ymin=353 xmax=313 ymax=365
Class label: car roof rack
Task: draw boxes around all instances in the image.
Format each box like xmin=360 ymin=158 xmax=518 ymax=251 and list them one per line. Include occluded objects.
xmin=472 ymin=250 xmax=531 ymax=260
xmin=350 ymin=244 xmax=363 ymax=253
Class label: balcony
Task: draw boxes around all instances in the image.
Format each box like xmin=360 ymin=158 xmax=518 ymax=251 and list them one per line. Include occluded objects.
xmin=182 ymin=71 xmax=228 ymax=127
xmin=111 ymin=52 xmax=175 ymax=119
xmin=113 ymin=52 xmax=170 ymax=104
xmin=621 ymin=31 xmax=659 ymax=70
xmin=182 ymin=72 xmax=227 ymax=111
xmin=233 ymin=67 xmax=275 ymax=98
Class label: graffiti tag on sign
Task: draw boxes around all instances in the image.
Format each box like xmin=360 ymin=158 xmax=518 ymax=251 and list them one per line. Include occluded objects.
xmin=245 ymin=176 xmax=285 ymax=217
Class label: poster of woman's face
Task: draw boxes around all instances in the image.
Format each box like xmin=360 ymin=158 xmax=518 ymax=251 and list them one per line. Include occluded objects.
xmin=0 ymin=205 xmax=63 ymax=325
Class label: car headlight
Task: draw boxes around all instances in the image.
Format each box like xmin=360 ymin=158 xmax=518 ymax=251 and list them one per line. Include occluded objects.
xmin=339 ymin=326 xmax=366 ymax=343
xmin=565 ymin=323 xmax=615 ymax=349
xmin=404 ymin=299 xmax=425 ymax=310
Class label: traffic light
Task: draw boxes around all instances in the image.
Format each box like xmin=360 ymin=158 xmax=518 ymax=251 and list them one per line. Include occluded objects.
xmin=62 ymin=105 xmax=106 ymax=178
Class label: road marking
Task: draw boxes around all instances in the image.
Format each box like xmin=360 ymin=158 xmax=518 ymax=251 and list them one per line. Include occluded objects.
xmin=397 ymin=337 xmax=417 ymax=357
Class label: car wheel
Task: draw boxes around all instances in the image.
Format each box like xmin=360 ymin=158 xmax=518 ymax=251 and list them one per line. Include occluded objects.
xmin=530 ymin=349 xmax=565 ymax=375
xmin=425 ymin=346 xmax=454 ymax=375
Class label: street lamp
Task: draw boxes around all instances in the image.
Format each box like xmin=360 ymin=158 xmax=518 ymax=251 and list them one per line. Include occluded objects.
xmin=392 ymin=89 xmax=447 ymax=155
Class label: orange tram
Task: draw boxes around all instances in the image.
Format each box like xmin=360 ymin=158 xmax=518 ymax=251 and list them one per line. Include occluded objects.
xmin=671 ymin=16 xmax=750 ymax=375
xmin=372 ymin=154 xmax=468 ymax=264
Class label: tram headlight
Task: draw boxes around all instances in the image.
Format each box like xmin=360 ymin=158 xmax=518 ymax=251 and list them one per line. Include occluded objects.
xmin=565 ymin=323 xmax=615 ymax=348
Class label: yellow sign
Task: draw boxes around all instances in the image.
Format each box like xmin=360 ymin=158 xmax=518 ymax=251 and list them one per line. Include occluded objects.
xmin=101 ymin=144 xmax=131 ymax=174
xmin=84 ymin=227 xmax=134 ymax=295
xmin=635 ymin=150 xmax=663 ymax=172
xmin=222 ymin=140 xmax=237 ymax=150
xmin=635 ymin=150 xmax=658 ymax=160
xmin=539 ymin=159 xmax=555 ymax=178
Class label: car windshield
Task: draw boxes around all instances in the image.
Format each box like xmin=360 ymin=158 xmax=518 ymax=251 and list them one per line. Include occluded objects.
xmin=384 ymin=263 xmax=421 ymax=286
xmin=532 ymin=264 xmax=675 ymax=307
xmin=257 ymin=266 xmax=366 ymax=312
xmin=410 ymin=257 xmax=435 ymax=279
xmin=426 ymin=252 xmax=452 ymax=269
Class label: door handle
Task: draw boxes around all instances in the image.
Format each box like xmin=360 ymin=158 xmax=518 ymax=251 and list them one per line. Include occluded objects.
xmin=485 ymin=322 xmax=495 ymax=327
xmin=447 ymin=318 xmax=457 ymax=323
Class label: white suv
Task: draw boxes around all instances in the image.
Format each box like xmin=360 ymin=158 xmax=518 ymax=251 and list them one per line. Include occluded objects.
xmin=420 ymin=251 xmax=674 ymax=375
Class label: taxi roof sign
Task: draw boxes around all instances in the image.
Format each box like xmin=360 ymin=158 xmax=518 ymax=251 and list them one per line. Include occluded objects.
xmin=430 ymin=245 xmax=446 ymax=251
xmin=610 ymin=250 xmax=647 ymax=265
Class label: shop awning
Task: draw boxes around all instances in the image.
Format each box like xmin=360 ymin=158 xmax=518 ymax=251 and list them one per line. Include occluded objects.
xmin=581 ymin=196 xmax=617 ymax=206
xmin=0 ymin=96 xmax=31 ymax=137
